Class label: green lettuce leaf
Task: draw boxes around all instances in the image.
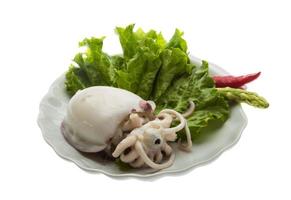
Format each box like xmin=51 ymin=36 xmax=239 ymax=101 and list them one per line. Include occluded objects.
xmin=65 ymin=65 xmax=90 ymax=96
xmin=65 ymin=37 xmax=115 ymax=95
xmin=152 ymin=48 xmax=190 ymax=100
xmin=114 ymin=49 xmax=146 ymax=92
xmin=166 ymin=29 xmax=188 ymax=52
xmin=135 ymin=49 xmax=162 ymax=99
xmin=115 ymin=24 xmax=139 ymax=59
xmin=110 ymin=55 xmax=125 ymax=70
xmin=78 ymin=37 xmax=114 ymax=85
xmin=114 ymin=25 xmax=166 ymax=98
xmin=157 ymin=61 xmax=229 ymax=141
xmin=185 ymin=94 xmax=229 ymax=142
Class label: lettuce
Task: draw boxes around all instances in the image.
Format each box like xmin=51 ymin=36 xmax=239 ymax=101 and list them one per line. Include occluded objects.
xmin=65 ymin=37 xmax=114 ymax=95
xmin=152 ymin=48 xmax=191 ymax=100
xmin=114 ymin=25 xmax=165 ymax=98
xmin=156 ymin=61 xmax=229 ymax=141
xmin=166 ymin=29 xmax=188 ymax=52
xmin=65 ymin=24 xmax=230 ymax=142
xmin=115 ymin=24 xmax=139 ymax=60
xmin=65 ymin=65 xmax=89 ymax=96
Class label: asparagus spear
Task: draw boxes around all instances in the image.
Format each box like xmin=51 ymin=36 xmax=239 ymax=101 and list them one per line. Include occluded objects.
xmin=217 ymin=87 xmax=269 ymax=108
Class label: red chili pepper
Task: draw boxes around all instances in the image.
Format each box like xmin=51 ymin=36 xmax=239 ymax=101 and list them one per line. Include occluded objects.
xmin=213 ymin=72 xmax=261 ymax=88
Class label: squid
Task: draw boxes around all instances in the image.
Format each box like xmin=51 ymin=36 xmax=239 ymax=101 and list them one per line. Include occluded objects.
xmin=61 ymin=86 xmax=195 ymax=170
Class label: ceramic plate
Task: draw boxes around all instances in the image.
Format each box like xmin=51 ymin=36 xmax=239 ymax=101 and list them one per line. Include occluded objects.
xmin=37 ymin=56 xmax=247 ymax=177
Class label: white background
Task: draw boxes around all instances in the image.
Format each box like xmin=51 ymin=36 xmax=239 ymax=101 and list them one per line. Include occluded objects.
xmin=0 ymin=0 xmax=290 ymax=199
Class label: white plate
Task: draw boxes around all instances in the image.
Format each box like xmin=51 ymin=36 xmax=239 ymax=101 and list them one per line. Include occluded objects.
xmin=37 ymin=56 xmax=247 ymax=178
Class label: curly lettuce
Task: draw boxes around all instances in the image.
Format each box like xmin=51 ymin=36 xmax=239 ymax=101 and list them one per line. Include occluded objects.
xmin=65 ymin=24 xmax=230 ymax=142
xmin=156 ymin=61 xmax=229 ymax=141
xmin=65 ymin=37 xmax=115 ymax=95
xmin=114 ymin=25 xmax=165 ymax=99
